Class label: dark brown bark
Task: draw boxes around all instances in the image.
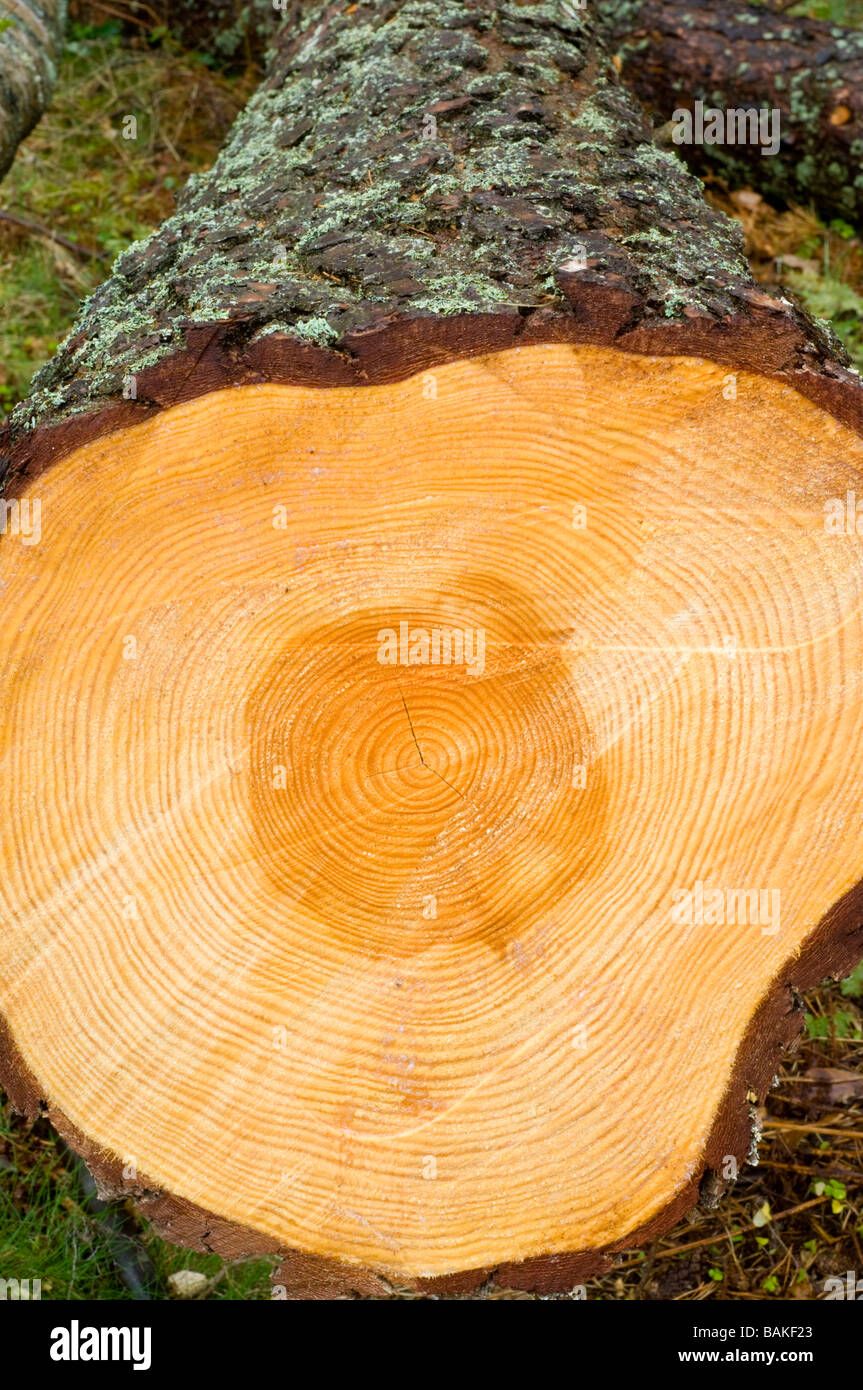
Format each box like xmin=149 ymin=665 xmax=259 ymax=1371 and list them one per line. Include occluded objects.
xmin=606 ymin=0 xmax=863 ymax=227
xmin=0 ymin=0 xmax=67 ymax=182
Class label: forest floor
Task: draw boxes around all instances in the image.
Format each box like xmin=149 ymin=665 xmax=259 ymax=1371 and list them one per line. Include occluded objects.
xmin=1 ymin=2 xmax=862 ymax=1300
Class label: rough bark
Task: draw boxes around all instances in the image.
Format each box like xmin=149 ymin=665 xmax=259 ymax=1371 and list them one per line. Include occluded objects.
xmin=3 ymin=0 xmax=863 ymax=1298
xmin=606 ymin=0 xmax=863 ymax=227
xmin=0 ymin=0 xmax=67 ymax=183
xmin=5 ymin=0 xmax=863 ymax=489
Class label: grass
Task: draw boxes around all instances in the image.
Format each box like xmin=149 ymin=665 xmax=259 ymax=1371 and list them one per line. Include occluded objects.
xmin=0 ymin=20 xmax=255 ymax=415
xmin=1 ymin=13 xmax=863 ymax=1303
xmin=0 ymin=1106 xmax=277 ymax=1299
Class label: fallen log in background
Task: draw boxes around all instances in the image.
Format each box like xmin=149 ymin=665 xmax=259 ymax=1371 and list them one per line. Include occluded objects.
xmin=606 ymin=0 xmax=863 ymax=228
xmin=2 ymin=0 xmax=863 ymax=1298
xmin=0 ymin=0 xmax=67 ymax=183
xmin=74 ymin=0 xmax=863 ymax=230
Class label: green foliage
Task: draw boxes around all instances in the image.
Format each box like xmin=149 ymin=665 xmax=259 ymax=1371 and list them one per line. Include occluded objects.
xmin=755 ymin=0 xmax=863 ymax=23
xmin=832 ymin=1009 xmax=860 ymax=1038
xmin=794 ymin=1 xmax=863 ymax=21
xmin=804 ymin=1007 xmax=862 ymax=1039
xmin=65 ymin=21 xmax=123 ymax=50
xmin=830 ymin=219 xmax=857 ymax=240
xmin=786 ymin=270 xmax=863 ymax=367
xmin=840 ymin=960 xmax=863 ymax=998
xmin=811 ymin=1178 xmax=847 ymax=1214
xmin=804 ymin=1012 xmax=829 ymax=1039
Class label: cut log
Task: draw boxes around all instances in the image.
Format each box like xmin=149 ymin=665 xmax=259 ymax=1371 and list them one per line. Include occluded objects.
xmin=606 ymin=0 xmax=863 ymax=227
xmin=2 ymin=0 xmax=863 ymax=1297
xmin=0 ymin=0 xmax=67 ymax=183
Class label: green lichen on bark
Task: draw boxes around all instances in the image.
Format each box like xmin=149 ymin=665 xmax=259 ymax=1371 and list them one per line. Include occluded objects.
xmin=11 ymin=0 xmax=756 ymax=441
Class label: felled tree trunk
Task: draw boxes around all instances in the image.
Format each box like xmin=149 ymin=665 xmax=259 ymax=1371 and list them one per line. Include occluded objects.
xmin=606 ymin=0 xmax=863 ymax=227
xmin=0 ymin=0 xmax=67 ymax=182
xmin=2 ymin=0 xmax=863 ymax=1299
